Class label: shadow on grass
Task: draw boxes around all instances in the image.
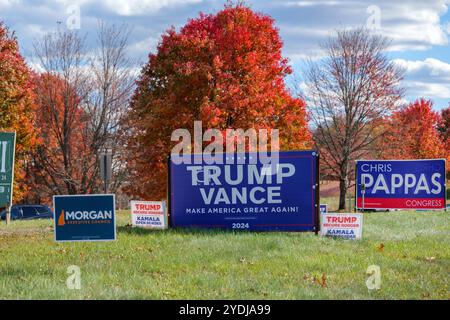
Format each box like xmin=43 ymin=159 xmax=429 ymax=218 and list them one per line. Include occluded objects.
xmin=116 ymin=224 xmax=292 ymax=237
xmin=117 ymin=224 xmax=242 ymax=236
xmin=117 ymin=225 xmax=307 ymax=238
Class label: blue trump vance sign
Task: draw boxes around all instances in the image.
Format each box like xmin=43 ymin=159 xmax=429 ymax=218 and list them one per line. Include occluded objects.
xmin=53 ymin=194 xmax=116 ymax=242
xmin=169 ymin=150 xmax=320 ymax=232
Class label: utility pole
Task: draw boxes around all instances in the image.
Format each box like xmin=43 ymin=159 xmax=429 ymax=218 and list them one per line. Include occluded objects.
xmin=361 ymin=183 xmax=366 ymax=213
xmin=100 ymin=148 xmax=112 ymax=194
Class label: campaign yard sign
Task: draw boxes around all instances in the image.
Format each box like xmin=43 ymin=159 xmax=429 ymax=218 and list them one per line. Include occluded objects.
xmin=53 ymin=194 xmax=116 ymax=242
xmin=169 ymin=151 xmax=319 ymax=232
xmin=131 ymin=200 xmax=167 ymax=229
xmin=320 ymin=204 xmax=328 ymax=214
xmin=356 ymin=159 xmax=446 ymax=210
xmin=321 ymin=214 xmax=363 ymax=240
xmin=0 ymin=132 xmax=16 ymax=207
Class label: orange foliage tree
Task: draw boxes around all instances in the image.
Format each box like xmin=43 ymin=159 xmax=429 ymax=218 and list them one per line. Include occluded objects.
xmin=24 ymin=72 xmax=89 ymax=203
xmin=124 ymin=3 xmax=311 ymax=199
xmin=382 ymin=99 xmax=446 ymax=160
xmin=0 ymin=22 xmax=38 ymax=202
xmin=438 ymin=105 xmax=450 ymax=178
xmin=26 ymin=26 xmax=135 ymax=204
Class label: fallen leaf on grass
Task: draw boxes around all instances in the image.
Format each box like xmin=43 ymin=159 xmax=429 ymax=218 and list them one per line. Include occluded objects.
xmin=163 ymin=291 xmax=172 ymax=297
xmin=377 ymin=243 xmax=385 ymax=252
xmin=304 ymin=274 xmax=328 ymax=288
xmin=421 ymin=292 xmax=431 ymax=299
xmin=425 ymin=256 xmax=435 ymax=262
xmin=315 ymin=273 xmax=327 ymax=288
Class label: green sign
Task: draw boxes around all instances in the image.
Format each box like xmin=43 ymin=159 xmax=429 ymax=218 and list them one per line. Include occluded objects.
xmin=0 ymin=132 xmax=16 ymax=207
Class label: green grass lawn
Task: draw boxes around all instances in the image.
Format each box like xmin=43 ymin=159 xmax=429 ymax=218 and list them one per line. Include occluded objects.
xmin=0 ymin=209 xmax=448 ymax=299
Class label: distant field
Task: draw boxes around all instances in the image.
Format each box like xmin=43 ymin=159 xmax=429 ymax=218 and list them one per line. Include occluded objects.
xmin=0 ymin=205 xmax=448 ymax=299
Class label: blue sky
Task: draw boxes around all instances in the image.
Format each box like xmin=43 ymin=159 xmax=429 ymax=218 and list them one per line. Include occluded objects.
xmin=1 ymin=0 xmax=449 ymax=110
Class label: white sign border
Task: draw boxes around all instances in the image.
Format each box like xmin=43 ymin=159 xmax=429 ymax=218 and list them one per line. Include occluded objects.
xmin=321 ymin=213 xmax=363 ymax=240
xmin=130 ymin=200 xmax=167 ymax=230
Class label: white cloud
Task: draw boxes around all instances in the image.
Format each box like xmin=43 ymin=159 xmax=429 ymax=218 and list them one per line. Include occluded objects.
xmin=35 ymin=0 xmax=204 ymax=16
xmin=101 ymin=0 xmax=204 ymax=16
xmin=2 ymin=0 xmax=450 ymax=105
xmin=24 ymin=24 xmax=47 ymax=38
xmin=378 ymin=7 xmax=448 ymax=49
xmin=0 ymin=0 xmax=19 ymax=7
xmin=269 ymin=0 xmax=449 ymax=58
xmin=281 ymin=1 xmax=344 ymax=7
xmin=53 ymin=0 xmax=90 ymax=5
xmin=394 ymin=58 xmax=450 ymax=99
xmin=27 ymin=57 xmax=45 ymax=73
xmin=445 ymin=22 xmax=450 ymax=34
xmin=405 ymin=82 xmax=450 ymax=99
xmin=128 ymin=35 xmax=160 ymax=57
xmin=394 ymin=58 xmax=450 ymax=81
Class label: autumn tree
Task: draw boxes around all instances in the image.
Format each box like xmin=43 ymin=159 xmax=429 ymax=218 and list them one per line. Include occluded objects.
xmin=0 ymin=22 xmax=38 ymax=202
xmin=438 ymin=105 xmax=450 ymax=179
xmin=24 ymin=72 xmax=87 ymax=202
xmin=382 ymin=99 xmax=446 ymax=160
xmin=123 ymin=3 xmax=311 ymax=199
xmin=29 ymin=29 xmax=90 ymax=198
xmin=305 ymin=28 xmax=404 ymax=210
xmin=26 ymin=24 xmax=134 ymax=202
xmin=438 ymin=105 xmax=450 ymax=150
xmin=85 ymin=22 xmax=135 ymax=194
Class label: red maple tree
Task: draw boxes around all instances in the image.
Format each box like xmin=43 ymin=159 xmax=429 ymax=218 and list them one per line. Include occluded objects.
xmin=438 ymin=105 xmax=450 ymax=178
xmin=124 ymin=3 xmax=311 ymax=199
xmin=382 ymin=99 xmax=446 ymax=160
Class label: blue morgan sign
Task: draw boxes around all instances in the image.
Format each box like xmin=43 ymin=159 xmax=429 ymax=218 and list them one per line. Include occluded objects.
xmin=53 ymin=194 xmax=116 ymax=242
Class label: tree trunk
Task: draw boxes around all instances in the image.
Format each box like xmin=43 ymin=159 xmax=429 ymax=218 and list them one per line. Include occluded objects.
xmin=338 ymin=178 xmax=347 ymax=210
